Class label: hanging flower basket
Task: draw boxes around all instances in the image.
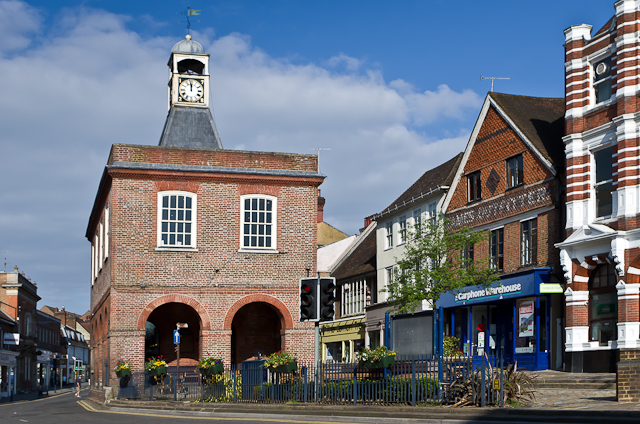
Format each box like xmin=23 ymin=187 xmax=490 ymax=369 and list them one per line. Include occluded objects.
xmin=360 ymin=355 xmax=396 ymax=368
xmin=115 ymin=368 xmax=131 ymax=378
xmin=263 ymin=351 xmax=298 ymax=373
xmin=274 ymin=360 xmax=298 ymax=373
xmin=147 ymin=365 xmax=167 ymax=377
xmin=144 ymin=356 xmax=168 ymax=377
xmin=114 ymin=359 xmax=132 ymax=378
xmin=199 ymin=363 xmax=224 ymax=376
xmin=357 ymin=346 xmax=396 ymax=369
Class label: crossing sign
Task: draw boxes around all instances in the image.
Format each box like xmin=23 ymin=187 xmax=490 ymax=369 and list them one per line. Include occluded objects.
xmin=173 ymin=329 xmax=180 ymax=344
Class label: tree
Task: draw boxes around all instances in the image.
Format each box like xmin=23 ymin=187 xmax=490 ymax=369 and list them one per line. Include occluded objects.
xmin=386 ymin=216 xmax=498 ymax=314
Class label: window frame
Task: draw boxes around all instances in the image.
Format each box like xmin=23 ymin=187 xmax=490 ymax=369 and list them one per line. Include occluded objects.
xmin=398 ymin=215 xmax=407 ymax=245
xmin=520 ymin=218 xmax=537 ymax=267
xmin=239 ymin=194 xmax=278 ymax=252
xmin=156 ymin=191 xmax=198 ymax=250
xmin=593 ymin=56 xmax=612 ymax=105
xmin=593 ymin=146 xmax=613 ymax=219
xmin=489 ymin=227 xmax=504 ymax=271
xmin=467 ymin=171 xmax=482 ymax=203
xmin=385 ymin=221 xmax=393 ymax=250
xmin=506 ymin=154 xmax=524 ymax=189
xmin=412 ymin=208 xmax=421 ymax=235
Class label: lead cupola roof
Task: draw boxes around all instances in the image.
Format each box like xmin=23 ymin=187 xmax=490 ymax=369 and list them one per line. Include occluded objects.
xmin=171 ymin=34 xmax=205 ymax=54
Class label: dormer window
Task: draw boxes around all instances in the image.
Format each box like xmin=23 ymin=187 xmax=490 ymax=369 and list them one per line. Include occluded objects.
xmin=593 ymin=57 xmax=612 ymax=104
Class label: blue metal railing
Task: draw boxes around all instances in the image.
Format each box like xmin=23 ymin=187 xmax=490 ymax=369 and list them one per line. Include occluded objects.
xmin=116 ymin=355 xmax=504 ymax=406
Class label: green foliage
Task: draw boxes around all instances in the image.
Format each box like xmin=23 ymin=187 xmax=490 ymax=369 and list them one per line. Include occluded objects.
xmin=388 ymin=216 xmax=499 ymax=313
xmin=200 ymin=371 xmax=241 ymax=402
xmin=443 ymin=335 xmax=463 ymax=357
xmin=500 ymin=362 xmax=537 ymax=404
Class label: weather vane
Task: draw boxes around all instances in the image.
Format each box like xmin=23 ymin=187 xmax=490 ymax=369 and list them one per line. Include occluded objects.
xmin=179 ymin=6 xmax=201 ymax=33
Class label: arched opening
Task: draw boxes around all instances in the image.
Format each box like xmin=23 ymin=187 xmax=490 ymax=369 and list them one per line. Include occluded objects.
xmin=145 ymin=302 xmax=201 ymax=366
xmin=231 ymin=302 xmax=283 ymax=364
xmin=178 ymin=59 xmax=204 ymax=75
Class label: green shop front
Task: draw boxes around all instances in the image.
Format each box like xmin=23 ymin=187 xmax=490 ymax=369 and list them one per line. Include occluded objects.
xmin=437 ymin=268 xmax=564 ymax=371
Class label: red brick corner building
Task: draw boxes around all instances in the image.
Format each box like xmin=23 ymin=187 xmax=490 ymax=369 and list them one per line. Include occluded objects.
xmin=86 ymin=35 xmax=323 ymax=393
xmin=557 ymin=0 xmax=640 ymax=380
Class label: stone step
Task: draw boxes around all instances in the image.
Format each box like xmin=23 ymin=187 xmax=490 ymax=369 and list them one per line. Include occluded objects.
xmin=535 ymin=382 xmax=615 ymax=389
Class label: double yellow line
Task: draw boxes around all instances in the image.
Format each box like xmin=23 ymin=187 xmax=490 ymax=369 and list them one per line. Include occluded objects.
xmin=76 ymin=400 xmax=357 ymax=423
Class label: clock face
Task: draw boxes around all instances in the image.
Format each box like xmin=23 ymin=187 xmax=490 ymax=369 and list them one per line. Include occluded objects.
xmin=179 ymin=79 xmax=203 ymax=102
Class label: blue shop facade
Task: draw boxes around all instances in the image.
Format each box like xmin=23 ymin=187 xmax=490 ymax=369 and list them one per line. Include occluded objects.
xmin=438 ymin=268 xmax=564 ymax=371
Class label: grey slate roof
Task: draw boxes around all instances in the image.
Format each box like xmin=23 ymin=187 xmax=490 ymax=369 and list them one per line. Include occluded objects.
xmin=159 ymin=106 xmax=223 ymax=149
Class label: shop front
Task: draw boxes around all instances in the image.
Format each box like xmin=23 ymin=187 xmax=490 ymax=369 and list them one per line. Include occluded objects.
xmin=0 ymin=350 xmax=18 ymax=398
xmin=320 ymin=317 xmax=365 ymax=362
xmin=437 ymin=268 xmax=563 ymax=371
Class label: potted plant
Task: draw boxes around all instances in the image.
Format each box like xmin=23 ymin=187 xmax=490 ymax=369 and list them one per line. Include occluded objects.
xmin=357 ymin=346 xmax=396 ymax=369
xmin=114 ymin=359 xmax=132 ymax=378
xmin=263 ymin=350 xmax=297 ymax=373
xmin=145 ymin=355 xmax=168 ymax=377
xmin=198 ymin=357 xmax=224 ymax=376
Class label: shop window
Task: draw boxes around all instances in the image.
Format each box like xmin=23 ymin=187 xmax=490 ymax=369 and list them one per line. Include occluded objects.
xmin=467 ymin=171 xmax=481 ymax=203
xmin=516 ymin=298 xmax=536 ymax=353
xmin=593 ymin=147 xmax=613 ymax=218
xmin=520 ymin=218 xmax=537 ymax=266
xmin=489 ymin=228 xmax=503 ymax=271
xmin=589 ymin=264 xmax=618 ymax=345
xmin=593 ymin=57 xmax=612 ymax=104
xmin=506 ymin=154 xmax=524 ymax=189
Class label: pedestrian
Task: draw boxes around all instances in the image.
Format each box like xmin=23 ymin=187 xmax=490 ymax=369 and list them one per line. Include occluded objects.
xmin=75 ymin=376 xmax=81 ymax=398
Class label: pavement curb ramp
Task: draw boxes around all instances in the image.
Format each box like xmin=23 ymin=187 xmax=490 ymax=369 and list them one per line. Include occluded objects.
xmin=88 ymin=399 xmax=640 ymax=423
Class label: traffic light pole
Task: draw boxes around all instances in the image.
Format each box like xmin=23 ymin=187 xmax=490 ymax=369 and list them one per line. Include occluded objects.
xmin=314 ymin=318 xmax=319 ymax=403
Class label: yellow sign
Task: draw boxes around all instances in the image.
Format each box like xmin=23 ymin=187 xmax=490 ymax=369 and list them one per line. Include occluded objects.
xmin=493 ymin=379 xmax=500 ymax=390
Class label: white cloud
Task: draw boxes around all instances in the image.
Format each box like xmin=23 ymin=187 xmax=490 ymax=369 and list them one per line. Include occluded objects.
xmin=0 ymin=2 xmax=481 ymax=312
xmin=0 ymin=0 xmax=41 ymax=54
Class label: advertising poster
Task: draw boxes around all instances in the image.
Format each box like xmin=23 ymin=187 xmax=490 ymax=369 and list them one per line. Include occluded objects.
xmin=518 ymin=300 xmax=534 ymax=338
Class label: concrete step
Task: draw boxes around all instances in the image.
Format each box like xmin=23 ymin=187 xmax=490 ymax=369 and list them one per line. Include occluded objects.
xmin=535 ymin=381 xmax=615 ymax=389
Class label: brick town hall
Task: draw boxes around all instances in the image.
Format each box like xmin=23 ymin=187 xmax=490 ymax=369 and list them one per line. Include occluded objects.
xmin=87 ymin=35 xmax=323 ymax=389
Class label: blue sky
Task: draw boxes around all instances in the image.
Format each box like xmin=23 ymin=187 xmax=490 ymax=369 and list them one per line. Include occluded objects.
xmin=0 ymin=0 xmax=616 ymax=313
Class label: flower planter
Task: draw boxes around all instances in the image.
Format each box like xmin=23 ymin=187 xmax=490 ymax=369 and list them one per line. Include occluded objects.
xmin=115 ymin=369 xmax=131 ymax=378
xmin=199 ymin=363 xmax=224 ymax=376
xmin=274 ymin=360 xmax=297 ymax=373
xmin=361 ymin=355 xmax=395 ymax=369
xmin=147 ymin=366 xmax=167 ymax=377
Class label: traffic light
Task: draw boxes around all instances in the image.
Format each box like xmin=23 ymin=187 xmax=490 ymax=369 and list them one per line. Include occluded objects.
xmin=299 ymin=278 xmax=318 ymax=322
xmin=319 ymin=278 xmax=336 ymax=321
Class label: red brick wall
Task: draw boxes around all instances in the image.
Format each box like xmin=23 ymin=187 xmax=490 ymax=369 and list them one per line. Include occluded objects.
xmin=89 ymin=145 xmax=321 ymax=388
xmin=618 ymin=349 xmax=640 ymax=403
xmin=448 ymin=106 xmax=554 ymax=211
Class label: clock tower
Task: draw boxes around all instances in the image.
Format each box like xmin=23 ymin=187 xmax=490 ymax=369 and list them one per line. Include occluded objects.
xmin=159 ymin=34 xmax=223 ymax=149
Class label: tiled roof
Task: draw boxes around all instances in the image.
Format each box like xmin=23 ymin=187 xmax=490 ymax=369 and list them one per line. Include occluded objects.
xmin=331 ymin=227 xmax=376 ymax=280
xmin=377 ymin=153 xmax=463 ymax=216
xmin=489 ymin=92 xmax=565 ymax=167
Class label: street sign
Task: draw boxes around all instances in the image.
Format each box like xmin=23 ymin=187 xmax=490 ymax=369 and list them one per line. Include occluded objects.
xmin=3 ymin=333 xmax=19 ymax=345
xmin=173 ymin=329 xmax=180 ymax=344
